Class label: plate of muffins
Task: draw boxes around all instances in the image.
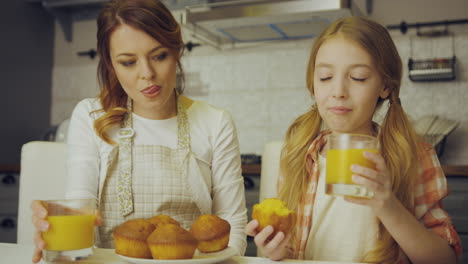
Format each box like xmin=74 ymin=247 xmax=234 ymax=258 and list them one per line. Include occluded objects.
xmin=113 ymin=214 xmax=236 ymax=264
xmin=117 ymin=247 xmax=237 ymax=264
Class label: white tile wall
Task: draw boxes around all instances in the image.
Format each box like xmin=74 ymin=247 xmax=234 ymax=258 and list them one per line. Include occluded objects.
xmin=51 ymin=22 xmax=468 ymax=164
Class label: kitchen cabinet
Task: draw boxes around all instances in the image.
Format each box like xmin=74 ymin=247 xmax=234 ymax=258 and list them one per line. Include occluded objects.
xmin=444 ymin=170 xmax=468 ymax=263
xmin=0 ymin=165 xmax=20 ymax=243
xmin=242 ymin=164 xmax=261 ymax=257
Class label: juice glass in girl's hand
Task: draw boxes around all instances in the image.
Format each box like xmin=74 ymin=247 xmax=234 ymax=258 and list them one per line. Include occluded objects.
xmin=326 ymin=133 xmax=378 ymax=198
xmin=42 ymin=198 xmax=97 ymax=262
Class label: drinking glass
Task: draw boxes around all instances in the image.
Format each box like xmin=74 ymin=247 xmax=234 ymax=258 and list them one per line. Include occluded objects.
xmin=42 ymin=198 xmax=97 ymax=262
xmin=326 ymin=133 xmax=378 ymax=198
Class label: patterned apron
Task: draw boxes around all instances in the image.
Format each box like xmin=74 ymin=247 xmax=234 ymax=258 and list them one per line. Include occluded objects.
xmin=97 ymin=97 xmax=209 ymax=248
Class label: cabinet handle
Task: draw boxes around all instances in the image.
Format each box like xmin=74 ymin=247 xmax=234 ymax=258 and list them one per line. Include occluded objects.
xmin=2 ymin=174 xmax=16 ymax=185
xmin=1 ymin=218 xmax=15 ymax=229
xmin=244 ymin=177 xmax=255 ymax=190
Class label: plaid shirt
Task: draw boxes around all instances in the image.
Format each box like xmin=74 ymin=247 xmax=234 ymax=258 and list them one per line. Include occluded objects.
xmin=280 ymin=130 xmax=462 ymax=261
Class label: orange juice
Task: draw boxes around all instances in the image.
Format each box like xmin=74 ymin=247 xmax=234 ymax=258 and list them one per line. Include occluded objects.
xmin=326 ymin=148 xmax=378 ymax=185
xmin=43 ymin=214 xmax=95 ymax=251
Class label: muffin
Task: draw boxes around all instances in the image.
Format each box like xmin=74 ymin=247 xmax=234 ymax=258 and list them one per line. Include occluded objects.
xmin=190 ymin=214 xmax=230 ymax=253
xmin=146 ymin=224 xmax=198 ymax=259
xmin=251 ymin=198 xmax=296 ymax=239
xmin=147 ymin=215 xmax=180 ymax=228
xmin=113 ymin=219 xmax=156 ymax=259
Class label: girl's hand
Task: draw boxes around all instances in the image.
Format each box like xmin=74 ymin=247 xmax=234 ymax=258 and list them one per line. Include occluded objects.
xmin=31 ymin=200 xmax=48 ymax=263
xmin=245 ymin=219 xmax=292 ymax=261
xmin=345 ymin=151 xmax=396 ymax=215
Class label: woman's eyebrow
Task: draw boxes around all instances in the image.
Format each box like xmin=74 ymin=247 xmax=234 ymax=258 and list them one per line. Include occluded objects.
xmin=116 ymin=45 xmax=164 ymax=58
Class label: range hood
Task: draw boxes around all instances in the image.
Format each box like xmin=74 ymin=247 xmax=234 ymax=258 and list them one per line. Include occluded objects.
xmin=182 ymin=0 xmax=361 ymax=48
xmin=30 ymin=0 xmax=361 ymax=44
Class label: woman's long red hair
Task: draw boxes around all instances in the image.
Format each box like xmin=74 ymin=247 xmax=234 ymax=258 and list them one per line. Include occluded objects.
xmin=94 ymin=0 xmax=185 ymax=144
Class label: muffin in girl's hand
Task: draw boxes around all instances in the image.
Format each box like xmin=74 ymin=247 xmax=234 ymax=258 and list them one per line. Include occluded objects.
xmin=252 ymin=198 xmax=296 ymax=239
xmin=113 ymin=219 xmax=156 ymax=259
xmin=190 ymin=214 xmax=230 ymax=253
xmin=146 ymin=224 xmax=198 ymax=260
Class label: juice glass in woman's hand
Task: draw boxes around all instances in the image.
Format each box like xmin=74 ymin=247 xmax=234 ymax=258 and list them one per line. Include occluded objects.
xmin=326 ymin=133 xmax=378 ymax=198
xmin=42 ymin=198 xmax=97 ymax=262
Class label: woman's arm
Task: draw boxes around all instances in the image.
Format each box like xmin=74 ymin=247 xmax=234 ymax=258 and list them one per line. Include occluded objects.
xmin=210 ymin=110 xmax=247 ymax=256
xmin=65 ymin=99 xmax=101 ymax=199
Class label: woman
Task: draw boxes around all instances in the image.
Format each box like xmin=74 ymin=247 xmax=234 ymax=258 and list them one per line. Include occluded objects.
xmin=246 ymin=17 xmax=461 ymax=263
xmin=31 ymin=0 xmax=247 ymax=262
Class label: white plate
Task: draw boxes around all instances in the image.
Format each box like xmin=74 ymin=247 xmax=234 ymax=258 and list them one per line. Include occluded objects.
xmin=117 ymin=246 xmax=236 ymax=264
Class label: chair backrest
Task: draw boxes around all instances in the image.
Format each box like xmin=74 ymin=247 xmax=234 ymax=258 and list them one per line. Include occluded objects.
xmin=17 ymin=141 xmax=67 ymax=245
xmin=259 ymin=140 xmax=284 ymax=201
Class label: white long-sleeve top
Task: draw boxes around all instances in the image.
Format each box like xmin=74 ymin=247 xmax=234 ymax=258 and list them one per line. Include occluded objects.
xmin=65 ymin=98 xmax=247 ymax=255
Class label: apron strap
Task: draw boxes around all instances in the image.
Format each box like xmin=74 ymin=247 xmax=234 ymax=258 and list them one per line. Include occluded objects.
xmin=117 ymin=97 xmax=135 ymax=216
xmin=177 ymin=99 xmax=191 ymax=150
xmin=117 ymin=95 xmax=191 ymax=216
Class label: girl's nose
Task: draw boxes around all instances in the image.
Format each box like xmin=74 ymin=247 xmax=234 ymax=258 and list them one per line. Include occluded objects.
xmin=331 ymin=76 xmax=348 ymax=98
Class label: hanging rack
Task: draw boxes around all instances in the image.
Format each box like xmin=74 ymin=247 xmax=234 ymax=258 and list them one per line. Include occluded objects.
xmin=387 ymin=18 xmax=468 ymax=34
xmin=407 ymin=27 xmax=456 ymax=82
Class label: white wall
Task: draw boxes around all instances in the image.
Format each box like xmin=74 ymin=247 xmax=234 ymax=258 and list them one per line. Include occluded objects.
xmin=50 ymin=14 xmax=468 ymax=165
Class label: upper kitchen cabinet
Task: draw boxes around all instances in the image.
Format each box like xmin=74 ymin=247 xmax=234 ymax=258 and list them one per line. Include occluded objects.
xmin=27 ymin=0 xmax=105 ymax=42
xmin=28 ymin=0 xmax=363 ymax=48
xmin=27 ymin=0 xmax=209 ymax=41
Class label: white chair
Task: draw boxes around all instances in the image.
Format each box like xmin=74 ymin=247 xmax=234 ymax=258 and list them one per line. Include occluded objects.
xmin=259 ymin=140 xmax=284 ymax=201
xmin=17 ymin=141 xmax=67 ymax=245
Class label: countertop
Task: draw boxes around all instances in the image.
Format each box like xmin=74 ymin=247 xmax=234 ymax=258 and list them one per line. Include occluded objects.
xmin=0 ymin=243 xmax=365 ymax=264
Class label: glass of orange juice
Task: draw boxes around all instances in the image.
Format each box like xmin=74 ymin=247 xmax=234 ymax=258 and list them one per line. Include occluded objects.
xmin=42 ymin=198 xmax=97 ymax=262
xmin=326 ymin=133 xmax=378 ymax=198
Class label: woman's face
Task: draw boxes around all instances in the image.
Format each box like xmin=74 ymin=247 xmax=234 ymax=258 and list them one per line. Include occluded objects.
xmin=109 ymin=24 xmax=177 ymax=119
xmin=313 ymin=35 xmax=390 ymax=135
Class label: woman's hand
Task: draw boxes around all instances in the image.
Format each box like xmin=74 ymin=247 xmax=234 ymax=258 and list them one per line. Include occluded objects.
xmin=30 ymin=200 xmax=102 ymax=263
xmin=245 ymin=219 xmax=291 ymax=261
xmin=31 ymin=200 xmax=48 ymax=263
xmin=345 ymin=151 xmax=397 ymax=215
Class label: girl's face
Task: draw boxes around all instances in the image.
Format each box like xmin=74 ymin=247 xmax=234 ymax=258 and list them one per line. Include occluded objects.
xmin=313 ymin=35 xmax=390 ymax=135
xmin=109 ymin=24 xmax=177 ymax=119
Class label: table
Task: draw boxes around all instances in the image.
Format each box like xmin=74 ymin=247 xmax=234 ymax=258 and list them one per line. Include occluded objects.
xmin=0 ymin=243 xmax=364 ymax=264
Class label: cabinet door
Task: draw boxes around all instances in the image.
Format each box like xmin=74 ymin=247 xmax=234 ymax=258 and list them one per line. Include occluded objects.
xmin=0 ymin=215 xmax=17 ymax=243
xmin=445 ymin=177 xmax=468 ymax=233
xmin=458 ymin=234 xmax=468 ymax=264
xmin=0 ymin=172 xmax=19 ymax=215
xmin=446 ymin=177 xmax=468 ymax=264
xmin=244 ymin=175 xmax=260 ymax=257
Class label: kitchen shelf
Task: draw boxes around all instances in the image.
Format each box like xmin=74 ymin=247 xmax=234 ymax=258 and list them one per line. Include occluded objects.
xmin=0 ymin=164 xmax=20 ymax=173
xmin=241 ymin=164 xmax=468 ymax=177
xmin=241 ymin=164 xmax=261 ymax=175
xmin=442 ymin=165 xmax=468 ymax=177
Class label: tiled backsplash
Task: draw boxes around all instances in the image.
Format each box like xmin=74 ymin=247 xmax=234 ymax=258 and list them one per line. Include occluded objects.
xmin=51 ymin=20 xmax=468 ymax=164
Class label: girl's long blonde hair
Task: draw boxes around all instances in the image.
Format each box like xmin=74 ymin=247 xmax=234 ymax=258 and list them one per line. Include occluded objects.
xmin=279 ymin=16 xmax=422 ymax=263
xmin=94 ymin=0 xmax=185 ymax=144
